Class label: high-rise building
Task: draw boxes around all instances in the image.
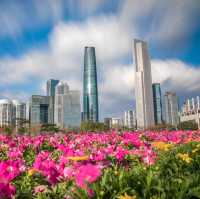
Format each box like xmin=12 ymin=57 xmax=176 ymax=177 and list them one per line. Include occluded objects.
xmin=29 ymin=95 xmax=54 ymax=125
xmin=134 ymin=39 xmax=155 ymax=129
xmin=54 ymin=82 xmax=81 ymax=128
xmin=124 ymin=110 xmax=136 ymax=129
xmin=47 ymin=79 xmax=59 ymax=124
xmin=12 ymin=100 xmax=26 ymax=127
xmin=152 ymin=83 xmax=163 ymax=125
xmin=180 ymin=96 xmax=200 ymax=129
xmin=164 ymin=92 xmax=179 ymax=126
xmin=47 ymin=79 xmax=59 ymax=96
xmin=83 ymin=47 xmax=99 ymax=122
xmin=104 ymin=118 xmax=112 ymax=129
xmin=0 ymin=99 xmax=13 ymax=127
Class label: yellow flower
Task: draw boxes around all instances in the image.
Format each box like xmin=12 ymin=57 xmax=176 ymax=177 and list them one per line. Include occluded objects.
xmin=119 ymin=193 xmax=136 ymax=199
xmin=192 ymin=148 xmax=199 ymax=153
xmin=152 ymin=141 xmax=173 ymax=151
xmin=28 ymin=168 xmax=37 ymax=176
xmin=67 ymin=155 xmax=89 ymax=161
xmin=177 ymin=153 xmax=192 ymax=163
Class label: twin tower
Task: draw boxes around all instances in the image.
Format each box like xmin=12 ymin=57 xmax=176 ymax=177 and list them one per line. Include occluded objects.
xmin=83 ymin=40 xmax=155 ymax=129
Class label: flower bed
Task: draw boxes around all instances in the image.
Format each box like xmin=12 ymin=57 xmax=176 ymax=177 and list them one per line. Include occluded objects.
xmin=0 ymin=131 xmax=200 ymax=199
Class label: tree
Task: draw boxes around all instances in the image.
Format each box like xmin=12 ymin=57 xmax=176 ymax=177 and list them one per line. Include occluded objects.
xmin=41 ymin=123 xmax=60 ymax=133
xmin=178 ymin=121 xmax=198 ymax=130
xmin=80 ymin=122 xmax=109 ymax=132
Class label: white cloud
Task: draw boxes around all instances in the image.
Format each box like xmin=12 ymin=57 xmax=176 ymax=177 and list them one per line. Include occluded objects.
xmin=0 ymin=0 xmax=200 ymax=119
xmin=120 ymin=0 xmax=200 ymax=44
xmin=152 ymin=59 xmax=200 ymax=93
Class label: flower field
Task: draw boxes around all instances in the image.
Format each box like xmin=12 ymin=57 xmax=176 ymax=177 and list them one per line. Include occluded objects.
xmin=1 ymin=131 xmax=200 ymax=199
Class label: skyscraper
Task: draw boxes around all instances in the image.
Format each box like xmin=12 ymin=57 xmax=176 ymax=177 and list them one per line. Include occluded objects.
xmin=47 ymin=79 xmax=59 ymax=124
xmin=12 ymin=100 xmax=26 ymax=127
xmin=0 ymin=99 xmax=13 ymax=127
xmin=152 ymin=83 xmax=163 ymax=124
xmin=134 ymin=39 xmax=155 ymax=129
xmin=47 ymin=79 xmax=59 ymax=96
xmin=29 ymin=95 xmax=54 ymax=125
xmin=54 ymin=82 xmax=81 ymax=128
xmin=83 ymin=47 xmax=99 ymax=122
xmin=164 ymin=91 xmax=179 ymax=126
xmin=124 ymin=110 xmax=136 ymax=129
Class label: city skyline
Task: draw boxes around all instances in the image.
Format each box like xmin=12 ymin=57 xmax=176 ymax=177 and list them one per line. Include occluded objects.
xmin=0 ymin=1 xmax=200 ymax=120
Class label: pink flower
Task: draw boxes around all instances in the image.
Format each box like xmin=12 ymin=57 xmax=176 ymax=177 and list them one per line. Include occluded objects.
xmin=75 ymin=163 xmax=101 ymax=187
xmin=0 ymin=183 xmax=16 ymax=199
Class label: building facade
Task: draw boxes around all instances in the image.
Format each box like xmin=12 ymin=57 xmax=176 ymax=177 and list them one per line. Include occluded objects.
xmin=124 ymin=110 xmax=136 ymax=129
xmin=180 ymin=96 xmax=200 ymax=128
xmin=104 ymin=118 xmax=112 ymax=129
xmin=47 ymin=79 xmax=59 ymax=96
xmin=29 ymin=95 xmax=54 ymax=125
xmin=54 ymin=82 xmax=81 ymax=128
xmin=47 ymin=79 xmax=59 ymax=124
xmin=0 ymin=99 xmax=13 ymax=127
xmin=164 ymin=92 xmax=179 ymax=126
xmin=134 ymin=39 xmax=155 ymax=129
xmin=83 ymin=47 xmax=99 ymax=122
xmin=152 ymin=83 xmax=163 ymax=125
xmin=12 ymin=100 xmax=26 ymax=127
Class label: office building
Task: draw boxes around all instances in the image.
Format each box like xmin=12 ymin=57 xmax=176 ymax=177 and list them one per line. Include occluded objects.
xmin=104 ymin=118 xmax=112 ymax=129
xmin=12 ymin=100 xmax=26 ymax=127
xmin=164 ymin=92 xmax=179 ymax=126
xmin=180 ymin=96 xmax=200 ymax=128
xmin=54 ymin=82 xmax=81 ymax=128
xmin=47 ymin=79 xmax=59 ymax=96
xmin=0 ymin=99 xmax=13 ymax=127
xmin=47 ymin=79 xmax=59 ymax=124
xmin=152 ymin=83 xmax=163 ymax=124
xmin=111 ymin=118 xmax=122 ymax=128
xmin=134 ymin=39 xmax=155 ymax=129
xmin=29 ymin=95 xmax=54 ymax=125
xmin=83 ymin=47 xmax=99 ymax=122
xmin=124 ymin=110 xmax=136 ymax=129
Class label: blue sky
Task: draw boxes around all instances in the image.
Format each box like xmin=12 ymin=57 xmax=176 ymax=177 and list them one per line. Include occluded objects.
xmin=0 ymin=0 xmax=200 ymax=120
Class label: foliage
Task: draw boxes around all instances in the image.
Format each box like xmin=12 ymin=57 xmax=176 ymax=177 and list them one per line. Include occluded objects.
xmin=41 ymin=124 xmax=60 ymax=133
xmin=0 ymin=131 xmax=200 ymax=198
xmin=178 ymin=121 xmax=198 ymax=130
xmin=80 ymin=121 xmax=109 ymax=132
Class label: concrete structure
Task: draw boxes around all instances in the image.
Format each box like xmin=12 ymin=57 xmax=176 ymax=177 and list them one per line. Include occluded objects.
xmin=83 ymin=47 xmax=99 ymax=122
xmin=12 ymin=100 xmax=26 ymax=127
xmin=164 ymin=92 xmax=179 ymax=126
xmin=152 ymin=83 xmax=163 ymax=125
xmin=124 ymin=110 xmax=136 ymax=129
xmin=29 ymin=95 xmax=54 ymax=125
xmin=54 ymin=82 xmax=81 ymax=128
xmin=0 ymin=99 xmax=13 ymax=127
xmin=134 ymin=39 xmax=155 ymax=129
xmin=180 ymin=96 xmax=200 ymax=128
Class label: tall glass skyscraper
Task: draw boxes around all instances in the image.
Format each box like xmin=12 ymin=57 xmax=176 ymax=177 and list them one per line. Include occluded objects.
xmin=47 ymin=79 xmax=59 ymax=96
xmin=152 ymin=83 xmax=163 ymax=124
xmin=47 ymin=79 xmax=59 ymax=124
xmin=83 ymin=47 xmax=99 ymax=122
